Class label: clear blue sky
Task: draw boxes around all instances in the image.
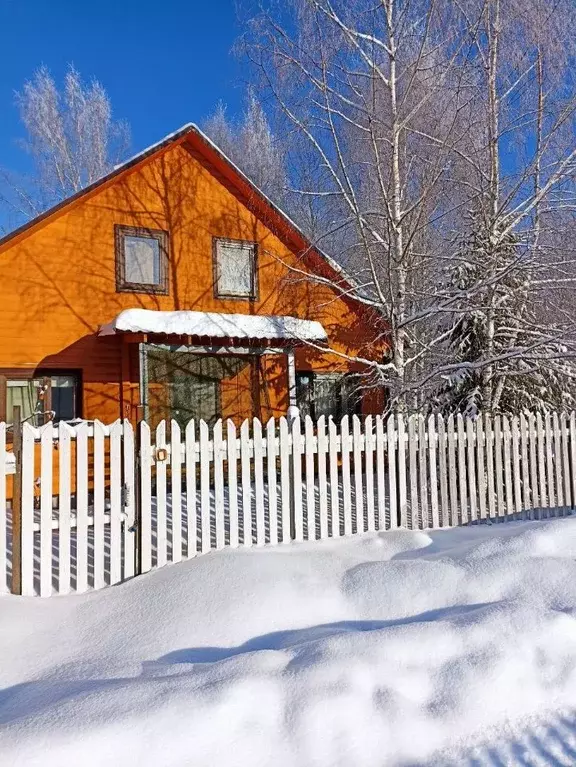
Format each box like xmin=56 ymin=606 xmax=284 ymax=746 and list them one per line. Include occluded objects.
xmin=0 ymin=0 xmax=246 ymax=175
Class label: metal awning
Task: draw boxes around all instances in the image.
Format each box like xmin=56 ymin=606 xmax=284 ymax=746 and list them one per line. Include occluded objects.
xmin=99 ymin=309 xmax=327 ymax=344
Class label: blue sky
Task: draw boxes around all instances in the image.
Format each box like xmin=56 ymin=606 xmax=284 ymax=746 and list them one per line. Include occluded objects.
xmin=0 ymin=0 xmax=246 ymax=175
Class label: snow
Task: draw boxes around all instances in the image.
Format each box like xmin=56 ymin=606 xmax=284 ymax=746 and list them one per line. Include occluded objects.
xmin=2 ymin=518 xmax=576 ymax=765
xmin=99 ymin=308 xmax=328 ymax=342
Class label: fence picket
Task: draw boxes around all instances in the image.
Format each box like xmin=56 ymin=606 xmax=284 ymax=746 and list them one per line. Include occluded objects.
xmin=485 ymin=415 xmax=496 ymax=522
xmin=122 ymin=420 xmax=136 ymax=579
xmin=39 ymin=422 xmax=53 ymax=597
xmin=387 ymin=415 xmax=398 ymax=529
xmin=528 ymin=414 xmax=539 ymax=517
xmin=92 ymin=420 xmax=106 ymax=591
xmin=428 ymin=415 xmax=439 ymax=529
xmin=502 ymin=416 xmax=513 ymax=520
xmin=184 ymin=420 xmax=198 ymax=558
xmin=170 ymin=421 xmax=183 ymax=562
xmin=340 ymin=416 xmax=352 ymax=536
xmin=545 ymin=413 xmax=556 ymax=516
xmin=240 ymin=420 xmax=252 ymax=546
xmin=266 ymin=418 xmax=278 ymax=544
xmin=317 ymin=416 xmax=329 ymax=539
xmin=364 ymin=415 xmax=375 ymax=532
xmin=447 ymin=415 xmax=458 ymax=526
xmin=109 ymin=420 xmax=123 ymax=584
xmin=291 ymin=416 xmax=304 ymax=541
xmin=397 ymin=414 xmax=408 ymax=528
xmin=519 ymin=414 xmax=530 ymax=516
xmin=408 ymin=415 xmax=419 ymax=529
xmin=253 ymin=418 xmax=265 ymax=546
xmin=456 ymin=415 xmax=467 ymax=526
xmin=494 ymin=416 xmax=505 ymax=520
xmin=328 ymin=417 xmax=340 ymax=537
xmin=418 ymin=416 xmax=429 ymax=529
xmin=155 ymin=420 xmax=168 ymax=566
xmin=561 ymin=413 xmax=571 ymax=514
xmin=476 ymin=416 xmax=486 ymax=521
xmin=536 ymin=413 xmax=547 ymax=517
xmin=437 ymin=415 xmax=450 ymax=527
xmin=200 ymin=420 xmax=213 ymax=552
xmin=213 ymin=420 xmax=226 ymax=549
xmin=510 ymin=417 xmax=522 ymax=517
xmin=466 ymin=418 xmax=477 ymax=523
xmin=227 ymin=420 xmax=239 ymax=547
xmin=140 ymin=421 xmax=153 ymax=571
xmin=304 ymin=415 xmax=316 ymax=540
xmin=75 ymin=422 xmax=89 ymax=593
xmin=57 ymin=424 xmax=73 ymax=594
xmin=375 ymin=416 xmax=386 ymax=529
xmin=279 ymin=417 xmax=291 ymax=542
xmin=21 ymin=423 xmax=36 ymax=596
xmin=553 ymin=413 xmax=563 ymax=515
xmin=352 ymin=415 xmax=364 ymax=534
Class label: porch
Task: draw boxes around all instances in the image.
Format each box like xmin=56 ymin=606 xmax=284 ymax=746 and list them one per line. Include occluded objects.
xmin=100 ymin=309 xmax=366 ymax=427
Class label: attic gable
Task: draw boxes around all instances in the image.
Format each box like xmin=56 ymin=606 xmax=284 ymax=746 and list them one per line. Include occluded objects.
xmin=0 ymin=125 xmax=358 ymax=304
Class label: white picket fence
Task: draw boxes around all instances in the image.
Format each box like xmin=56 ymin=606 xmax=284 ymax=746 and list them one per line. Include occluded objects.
xmin=2 ymin=411 xmax=576 ymax=597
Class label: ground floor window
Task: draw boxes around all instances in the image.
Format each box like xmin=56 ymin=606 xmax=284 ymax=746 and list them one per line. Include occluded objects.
xmin=145 ymin=348 xmax=257 ymax=428
xmin=1 ymin=372 xmax=80 ymax=425
xmin=296 ymin=372 xmax=362 ymax=421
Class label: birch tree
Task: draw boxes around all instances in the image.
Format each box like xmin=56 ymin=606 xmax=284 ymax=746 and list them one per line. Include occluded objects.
xmin=435 ymin=0 xmax=576 ymax=413
xmin=203 ymin=90 xmax=287 ymax=206
xmin=243 ymin=0 xmax=576 ymax=411
xmin=1 ymin=65 xmax=130 ymax=223
xmin=244 ymin=0 xmax=487 ymax=407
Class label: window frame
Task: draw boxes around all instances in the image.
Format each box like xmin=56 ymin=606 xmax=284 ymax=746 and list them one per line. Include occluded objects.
xmin=212 ymin=237 xmax=258 ymax=301
xmin=0 ymin=369 xmax=82 ymax=424
xmin=115 ymin=224 xmax=169 ymax=295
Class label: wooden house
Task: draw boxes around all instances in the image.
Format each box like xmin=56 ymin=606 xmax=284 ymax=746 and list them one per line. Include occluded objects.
xmin=0 ymin=124 xmax=387 ymax=429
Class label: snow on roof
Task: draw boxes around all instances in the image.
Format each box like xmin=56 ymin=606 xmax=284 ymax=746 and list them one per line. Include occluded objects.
xmin=99 ymin=309 xmax=328 ymax=343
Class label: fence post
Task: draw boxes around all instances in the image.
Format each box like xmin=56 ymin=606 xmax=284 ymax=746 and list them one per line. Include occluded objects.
xmin=10 ymin=406 xmax=22 ymax=595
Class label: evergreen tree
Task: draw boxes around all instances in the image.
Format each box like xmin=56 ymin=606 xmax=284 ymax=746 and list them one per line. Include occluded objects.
xmin=436 ymin=223 xmax=576 ymax=415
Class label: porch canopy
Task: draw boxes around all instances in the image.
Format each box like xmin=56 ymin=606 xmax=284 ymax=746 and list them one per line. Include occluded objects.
xmin=99 ymin=308 xmax=327 ymax=345
xmin=99 ymin=309 xmax=328 ymax=423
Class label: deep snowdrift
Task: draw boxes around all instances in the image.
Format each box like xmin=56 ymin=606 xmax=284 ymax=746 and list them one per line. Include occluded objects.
xmin=2 ymin=519 xmax=576 ymax=766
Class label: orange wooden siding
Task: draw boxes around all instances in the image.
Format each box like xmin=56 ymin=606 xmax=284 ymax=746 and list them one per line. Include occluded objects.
xmin=0 ymin=137 xmax=387 ymax=424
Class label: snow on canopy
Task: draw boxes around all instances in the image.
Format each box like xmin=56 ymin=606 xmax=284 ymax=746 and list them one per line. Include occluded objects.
xmin=99 ymin=308 xmax=328 ymax=342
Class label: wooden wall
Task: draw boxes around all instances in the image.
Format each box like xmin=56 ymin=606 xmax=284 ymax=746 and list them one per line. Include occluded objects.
xmin=0 ymin=139 xmax=387 ymax=422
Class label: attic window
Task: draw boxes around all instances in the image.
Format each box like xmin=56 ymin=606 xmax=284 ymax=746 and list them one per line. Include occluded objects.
xmin=115 ymin=225 xmax=169 ymax=294
xmin=213 ymin=238 xmax=257 ymax=300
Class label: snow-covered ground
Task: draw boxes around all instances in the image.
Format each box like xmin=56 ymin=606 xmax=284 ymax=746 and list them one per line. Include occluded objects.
xmin=2 ymin=519 xmax=576 ymax=766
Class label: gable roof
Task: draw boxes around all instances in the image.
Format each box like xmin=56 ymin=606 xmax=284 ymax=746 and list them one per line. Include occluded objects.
xmin=0 ymin=123 xmax=367 ymax=306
